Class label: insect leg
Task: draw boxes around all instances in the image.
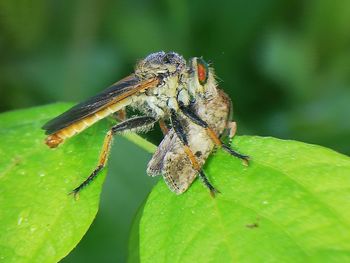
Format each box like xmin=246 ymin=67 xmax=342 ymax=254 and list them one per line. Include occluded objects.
xmin=70 ymin=116 xmax=156 ymax=197
xmin=179 ymin=103 xmax=249 ymax=163
xmin=159 ymin=120 xmax=169 ymax=135
xmin=226 ymin=97 xmax=236 ymax=143
xmin=198 ymin=171 xmax=220 ymax=197
xmin=179 ymin=103 xmax=221 ymax=145
xmin=221 ymin=144 xmax=249 ymax=165
xmin=170 ymin=110 xmax=219 ymax=196
xmin=222 ymin=120 xmax=249 ymax=165
xmin=116 ymin=109 xmax=127 ymax=121
xmin=227 ymin=121 xmax=237 ymax=142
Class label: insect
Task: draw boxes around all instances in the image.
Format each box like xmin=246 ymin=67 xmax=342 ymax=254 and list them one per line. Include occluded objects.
xmin=147 ymin=58 xmax=248 ymax=196
xmin=42 ymin=51 xmax=248 ymax=196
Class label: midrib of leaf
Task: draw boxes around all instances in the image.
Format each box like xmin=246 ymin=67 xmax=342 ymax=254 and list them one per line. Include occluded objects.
xmin=0 ymin=158 xmax=19 ymax=179
xmin=0 ymin=147 xmax=41 ymax=179
xmin=209 ymin=201 xmax=237 ymax=261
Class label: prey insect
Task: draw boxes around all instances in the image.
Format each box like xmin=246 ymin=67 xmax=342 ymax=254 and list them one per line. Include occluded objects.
xmin=147 ymin=59 xmax=248 ymax=196
xmin=42 ymin=51 xmax=248 ymax=196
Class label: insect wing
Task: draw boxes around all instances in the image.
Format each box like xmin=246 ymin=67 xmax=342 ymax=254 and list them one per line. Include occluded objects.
xmin=147 ymin=129 xmax=198 ymax=194
xmin=147 ymin=130 xmax=177 ymax=176
xmin=42 ymin=75 xmax=159 ymax=134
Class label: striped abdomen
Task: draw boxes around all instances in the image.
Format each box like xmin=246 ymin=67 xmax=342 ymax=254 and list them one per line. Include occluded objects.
xmin=45 ymin=99 xmax=130 ymax=148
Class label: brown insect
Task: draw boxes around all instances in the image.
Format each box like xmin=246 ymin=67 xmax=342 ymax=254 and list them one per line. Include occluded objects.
xmin=147 ymin=58 xmax=248 ymax=196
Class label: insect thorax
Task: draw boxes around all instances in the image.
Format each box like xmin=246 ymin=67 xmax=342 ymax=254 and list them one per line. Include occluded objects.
xmin=132 ymin=51 xmax=189 ymax=119
xmin=132 ymin=75 xmax=187 ymax=119
xmin=135 ymin=51 xmax=186 ymax=79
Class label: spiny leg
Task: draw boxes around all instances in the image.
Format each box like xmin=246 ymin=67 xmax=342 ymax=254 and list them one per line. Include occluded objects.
xmin=223 ymin=121 xmax=249 ymax=165
xmin=70 ymin=116 xmax=156 ymax=197
xmin=69 ymin=129 xmax=113 ymax=198
xmin=221 ymin=144 xmax=249 ymax=165
xmin=115 ymin=109 xmax=127 ymax=121
xmin=227 ymin=121 xmax=237 ymax=143
xmin=225 ymin=93 xmax=236 ymax=143
xmin=198 ymin=170 xmax=220 ymax=197
xmin=218 ymin=106 xmax=249 ymax=164
xmin=159 ymin=119 xmax=169 ymax=135
xmin=179 ymin=103 xmax=249 ymax=164
xmin=170 ymin=110 xmax=219 ymax=196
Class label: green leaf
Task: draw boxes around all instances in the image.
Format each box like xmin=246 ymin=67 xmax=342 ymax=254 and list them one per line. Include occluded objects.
xmin=128 ymin=201 xmax=146 ymax=263
xmin=0 ymin=103 xmax=140 ymax=263
xmin=138 ymin=136 xmax=350 ymax=262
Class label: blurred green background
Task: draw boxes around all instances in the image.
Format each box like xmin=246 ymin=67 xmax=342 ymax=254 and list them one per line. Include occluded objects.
xmin=0 ymin=0 xmax=349 ymax=262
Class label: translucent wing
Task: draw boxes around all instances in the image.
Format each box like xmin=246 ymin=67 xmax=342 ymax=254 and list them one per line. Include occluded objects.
xmin=42 ymin=75 xmax=159 ymax=134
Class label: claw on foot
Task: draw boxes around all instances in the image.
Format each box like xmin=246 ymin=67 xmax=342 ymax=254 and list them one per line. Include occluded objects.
xmin=209 ymin=187 xmax=221 ymax=198
xmin=68 ymin=189 xmax=80 ymax=200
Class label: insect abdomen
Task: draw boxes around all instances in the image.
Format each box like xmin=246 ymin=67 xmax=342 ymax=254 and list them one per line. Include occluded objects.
xmin=45 ymin=100 xmax=130 ymax=148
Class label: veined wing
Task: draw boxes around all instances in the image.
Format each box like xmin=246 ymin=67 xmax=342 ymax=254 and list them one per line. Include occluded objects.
xmin=42 ymin=75 xmax=159 ymax=135
xmin=147 ymin=129 xmax=198 ymax=194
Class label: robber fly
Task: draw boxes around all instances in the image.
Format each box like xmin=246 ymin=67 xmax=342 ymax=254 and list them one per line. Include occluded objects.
xmin=42 ymin=51 xmax=247 ymax=196
xmin=148 ymin=59 xmax=248 ymax=196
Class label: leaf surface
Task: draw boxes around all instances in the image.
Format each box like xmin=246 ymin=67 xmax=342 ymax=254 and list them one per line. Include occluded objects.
xmin=138 ymin=136 xmax=350 ymax=262
xmin=0 ymin=103 xmax=111 ymax=262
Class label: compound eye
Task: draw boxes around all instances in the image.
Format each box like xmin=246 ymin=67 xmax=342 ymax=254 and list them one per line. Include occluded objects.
xmin=197 ymin=58 xmax=209 ymax=85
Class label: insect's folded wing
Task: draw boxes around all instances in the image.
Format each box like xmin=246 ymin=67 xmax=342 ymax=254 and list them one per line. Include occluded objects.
xmin=42 ymin=74 xmax=159 ymax=135
xmin=162 ymin=148 xmax=197 ymax=195
xmin=147 ymin=130 xmax=178 ymax=176
xmin=147 ymin=129 xmax=197 ymax=194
